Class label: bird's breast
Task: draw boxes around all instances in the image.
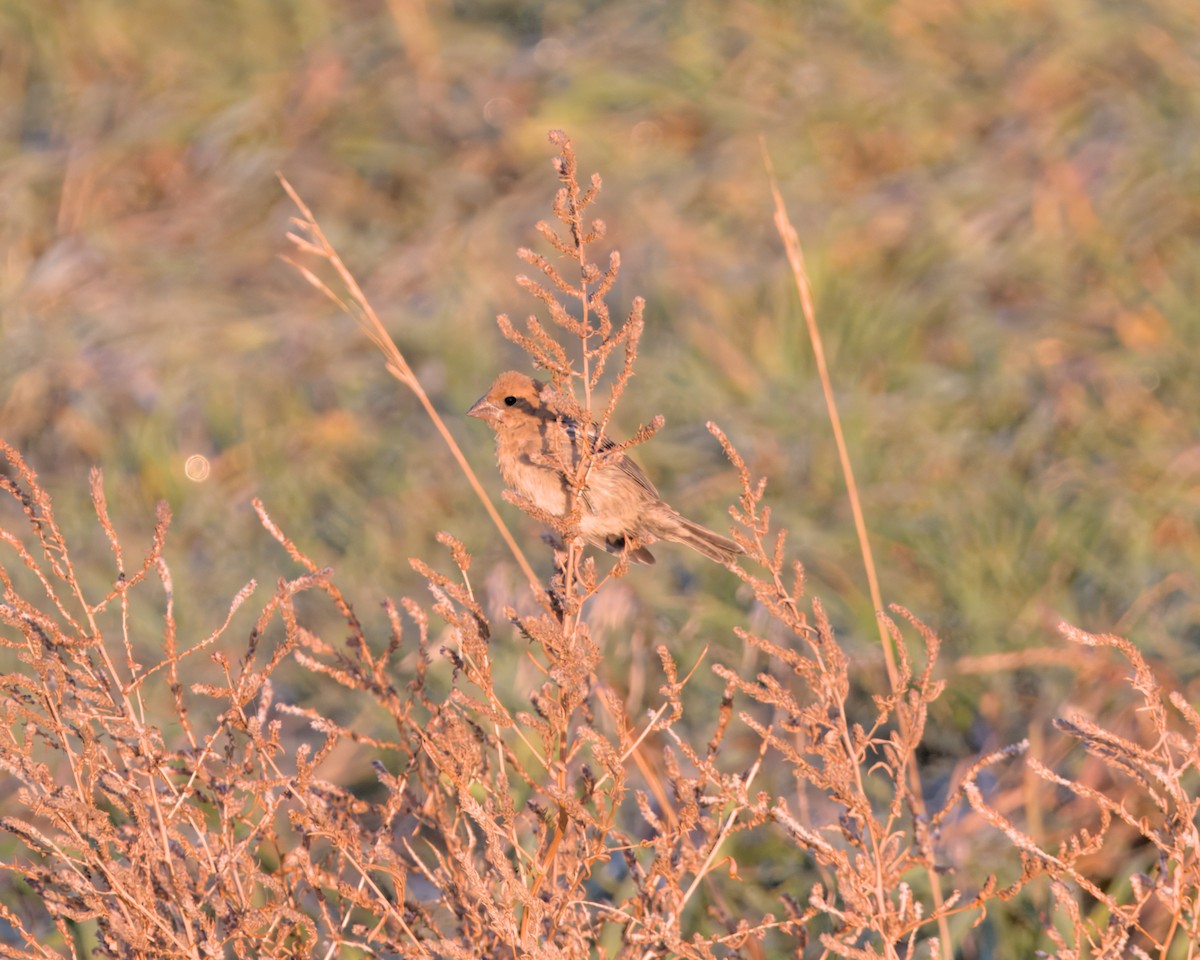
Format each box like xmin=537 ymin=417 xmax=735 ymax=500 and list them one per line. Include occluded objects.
xmin=497 ymin=442 xmax=571 ymax=515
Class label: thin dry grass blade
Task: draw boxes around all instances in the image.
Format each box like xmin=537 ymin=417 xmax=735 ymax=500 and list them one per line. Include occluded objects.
xmin=276 ymin=175 xmax=540 ymax=593
xmin=760 ymin=138 xmax=954 ymax=960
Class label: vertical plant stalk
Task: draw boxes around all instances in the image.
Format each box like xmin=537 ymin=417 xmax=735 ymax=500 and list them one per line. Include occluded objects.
xmin=761 ymin=140 xmax=953 ymax=959
xmin=277 ymin=175 xmax=541 ymax=594
xmin=759 ymin=143 xmax=895 ymax=684
xmin=509 ymin=131 xmax=617 ymax=943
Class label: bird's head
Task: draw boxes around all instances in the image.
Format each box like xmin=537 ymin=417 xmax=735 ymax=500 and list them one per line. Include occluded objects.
xmin=467 ymin=371 xmax=548 ymax=427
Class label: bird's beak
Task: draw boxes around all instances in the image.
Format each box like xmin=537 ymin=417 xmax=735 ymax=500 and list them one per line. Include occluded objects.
xmin=467 ymin=395 xmax=499 ymax=423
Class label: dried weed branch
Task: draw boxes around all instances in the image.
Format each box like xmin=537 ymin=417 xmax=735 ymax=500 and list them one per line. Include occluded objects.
xmin=0 ymin=131 xmax=1195 ymax=960
xmin=960 ymin=623 xmax=1200 ymax=959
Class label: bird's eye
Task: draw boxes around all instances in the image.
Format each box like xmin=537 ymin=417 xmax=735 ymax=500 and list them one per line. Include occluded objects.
xmin=503 ymin=396 xmax=518 ymax=407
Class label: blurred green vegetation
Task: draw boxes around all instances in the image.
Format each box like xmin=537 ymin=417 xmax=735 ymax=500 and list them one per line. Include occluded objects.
xmin=1 ymin=1 xmax=1198 ymax=943
xmin=4 ymin=0 xmax=1199 ymax=688
xmin=3 ymin=0 xmax=1198 ymax=683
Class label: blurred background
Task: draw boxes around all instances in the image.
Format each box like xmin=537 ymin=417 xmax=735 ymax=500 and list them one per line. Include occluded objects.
xmin=1 ymin=0 xmax=1199 ymax=769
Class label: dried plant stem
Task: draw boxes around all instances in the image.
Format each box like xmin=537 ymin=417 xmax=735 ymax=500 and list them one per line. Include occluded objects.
xmin=761 ymin=140 xmax=953 ymax=959
xmin=277 ymin=174 xmax=541 ymax=593
xmin=674 ymin=724 xmax=772 ymax=914
xmin=759 ymin=142 xmax=893 ymax=684
xmin=559 ymin=150 xmax=593 ymax=411
xmin=11 ymin=132 xmax=1198 ymax=960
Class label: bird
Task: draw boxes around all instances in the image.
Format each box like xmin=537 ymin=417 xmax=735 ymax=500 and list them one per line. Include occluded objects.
xmin=467 ymin=371 xmax=743 ymax=565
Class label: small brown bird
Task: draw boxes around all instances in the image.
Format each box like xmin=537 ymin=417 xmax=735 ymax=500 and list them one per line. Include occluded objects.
xmin=468 ymin=371 xmax=743 ymax=565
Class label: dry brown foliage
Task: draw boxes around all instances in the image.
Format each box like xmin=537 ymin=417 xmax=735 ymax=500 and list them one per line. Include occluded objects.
xmin=1 ymin=131 xmax=1196 ymax=959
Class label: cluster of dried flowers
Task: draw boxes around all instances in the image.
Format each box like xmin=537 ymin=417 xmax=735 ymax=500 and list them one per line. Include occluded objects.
xmin=0 ymin=132 xmax=1195 ymax=959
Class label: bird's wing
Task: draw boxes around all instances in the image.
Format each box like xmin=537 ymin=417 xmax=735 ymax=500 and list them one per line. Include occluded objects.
xmin=558 ymin=416 xmax=660 ymax=498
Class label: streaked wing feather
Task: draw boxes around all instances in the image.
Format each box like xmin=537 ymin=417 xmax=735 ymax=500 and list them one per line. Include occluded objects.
xmin=560 ymin=417 xmax=659 ymax=497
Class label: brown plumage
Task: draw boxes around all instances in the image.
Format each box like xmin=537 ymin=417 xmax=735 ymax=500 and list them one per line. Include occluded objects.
xmin=467 ymin=371 xmax=743 ymax=565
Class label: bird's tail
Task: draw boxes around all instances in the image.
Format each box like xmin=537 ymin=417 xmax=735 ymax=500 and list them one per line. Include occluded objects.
xmin=663 ymin=514 xmax=744 ymax=565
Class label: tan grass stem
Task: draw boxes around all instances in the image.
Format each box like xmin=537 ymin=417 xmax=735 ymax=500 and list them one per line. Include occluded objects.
xmin=759 ymin=143 xmax=894 ymax=685
xmin=761 ymin=140 xmax=953 ymax=959
xmin=277 ymin=174 xmax=541 ymax=594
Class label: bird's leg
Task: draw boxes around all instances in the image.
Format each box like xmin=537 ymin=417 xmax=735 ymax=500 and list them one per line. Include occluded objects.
xmin=603 ymin=534 xmax=627 ymax=555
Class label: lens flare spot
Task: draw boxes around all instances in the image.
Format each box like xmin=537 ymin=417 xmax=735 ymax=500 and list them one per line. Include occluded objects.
xmin=184 ymin=454 xmax=211 ymax=482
